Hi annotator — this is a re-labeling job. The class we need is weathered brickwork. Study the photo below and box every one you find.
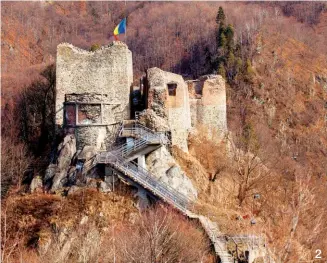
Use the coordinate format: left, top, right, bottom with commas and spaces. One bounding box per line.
74, 124, 120, 150
145, 69, 227, 151
146, 68, 191, 152
56, 42, 227, 152
56, 42, 133, 149
188, 75, 227, 134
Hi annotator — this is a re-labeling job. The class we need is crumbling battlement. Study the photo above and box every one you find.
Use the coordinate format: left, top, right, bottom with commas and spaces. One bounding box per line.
188, 75, 227, 134
146, 68, 192, 152
56, 42, 133, 150
144, 69, 227, 152
56, 42, 227, 152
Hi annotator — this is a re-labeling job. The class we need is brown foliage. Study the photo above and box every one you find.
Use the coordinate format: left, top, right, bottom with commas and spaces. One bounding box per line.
1, 203, 213, 263
1, 137, 34, 197
113, 207, 211, 263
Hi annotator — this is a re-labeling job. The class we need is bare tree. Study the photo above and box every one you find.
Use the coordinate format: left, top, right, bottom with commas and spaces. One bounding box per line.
16, 64, 56, 155
115, 206, 211, 263
1, 137, 34, 197
228, 125, 272, 206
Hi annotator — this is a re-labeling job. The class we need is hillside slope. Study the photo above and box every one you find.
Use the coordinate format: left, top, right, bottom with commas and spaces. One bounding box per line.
1, 2, 327, 263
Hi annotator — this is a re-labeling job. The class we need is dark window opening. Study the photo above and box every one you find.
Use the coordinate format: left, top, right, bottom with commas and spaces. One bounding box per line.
194, 82, 203, 95
64, 104, 76, 126
167, 83, 177, 96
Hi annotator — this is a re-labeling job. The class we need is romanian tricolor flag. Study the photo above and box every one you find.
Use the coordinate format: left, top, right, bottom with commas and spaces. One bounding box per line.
113, 18, 126, 40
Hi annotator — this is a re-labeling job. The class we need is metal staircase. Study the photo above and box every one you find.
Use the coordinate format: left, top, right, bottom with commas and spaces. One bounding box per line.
97, 122, 234, 262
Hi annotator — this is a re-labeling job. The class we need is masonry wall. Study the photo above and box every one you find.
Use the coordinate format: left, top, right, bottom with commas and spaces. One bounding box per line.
188, 75, 227, 135
56, 42, 133, 150
146, 68, 191, 152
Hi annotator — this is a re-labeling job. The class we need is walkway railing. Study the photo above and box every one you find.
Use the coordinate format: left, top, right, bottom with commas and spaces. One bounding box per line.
119, 121, 170, 145
97, 151, 192, 213
95, 121, 251, 263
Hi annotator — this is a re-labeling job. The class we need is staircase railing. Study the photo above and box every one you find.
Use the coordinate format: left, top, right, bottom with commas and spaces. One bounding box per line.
102, 138, 149, 158
120, 122, 169, 145
96, 122, 237, 262
97, 151, 193, 213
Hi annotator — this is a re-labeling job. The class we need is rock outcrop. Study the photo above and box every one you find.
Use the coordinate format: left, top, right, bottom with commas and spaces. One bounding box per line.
49, 134, 77, 192
138, 109, 169, 132
146, 146, 197, 200
30, 175, 43, 193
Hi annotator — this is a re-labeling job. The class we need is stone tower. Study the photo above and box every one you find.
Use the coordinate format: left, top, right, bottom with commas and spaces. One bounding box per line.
188, 75, 227, 134
145, 68, 192, 152
56, 41, 133, 150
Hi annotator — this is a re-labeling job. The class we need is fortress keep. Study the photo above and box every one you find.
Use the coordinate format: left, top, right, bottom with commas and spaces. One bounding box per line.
56, 42, 133, 149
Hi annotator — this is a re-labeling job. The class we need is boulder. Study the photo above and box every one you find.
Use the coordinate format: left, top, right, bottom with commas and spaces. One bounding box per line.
49, 135, 77, 192
77, 146, 97, 162
98, 181, 112, 193
44, 164, 57, 182
139, 109, 169, 132
166, 166, 197, 200
57, 134, 76, 171
51, 170, 68, 192
30, 175, 43, 193
43, 163, 57, 190
146, 146, 197, 200
43, 164, 57, 190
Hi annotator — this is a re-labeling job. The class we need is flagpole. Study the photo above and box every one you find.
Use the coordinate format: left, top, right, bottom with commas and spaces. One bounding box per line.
124, 0, 129, 119
125, 0, 127, 45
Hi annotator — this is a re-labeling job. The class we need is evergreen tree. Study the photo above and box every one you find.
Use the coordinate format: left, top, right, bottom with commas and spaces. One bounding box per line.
216, 7, 226, 50
216, 6, 226, 26
244, 59, 255, 82
235, 57, 243, 76
204, 46, 213, 73
226, 51, 235, 69
225, 24, 235, 51
217, 63, 226, 78
218, 31, 227, 49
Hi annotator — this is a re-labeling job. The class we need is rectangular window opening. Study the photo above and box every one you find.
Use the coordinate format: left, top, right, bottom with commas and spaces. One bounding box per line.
167, 83, 177, 96
64, 104, 76, 126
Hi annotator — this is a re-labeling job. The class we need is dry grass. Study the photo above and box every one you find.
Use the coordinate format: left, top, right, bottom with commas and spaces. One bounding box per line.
1, 188, 138, 256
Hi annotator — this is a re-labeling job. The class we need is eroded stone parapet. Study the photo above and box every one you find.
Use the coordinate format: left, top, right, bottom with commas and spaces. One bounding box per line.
146, 67, 191, 152
188, 75, 227, 135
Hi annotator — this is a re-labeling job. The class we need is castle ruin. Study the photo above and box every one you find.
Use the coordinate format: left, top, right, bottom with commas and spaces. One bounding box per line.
51, 42, 268, 263
56, 42, 132, 150
56, 41, 227, 151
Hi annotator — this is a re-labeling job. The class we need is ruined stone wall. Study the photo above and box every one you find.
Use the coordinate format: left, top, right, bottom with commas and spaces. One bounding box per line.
74, 124, 121, 150
188, 75, 227, 135
146, 68, 191, 152
56, 42, 133, 150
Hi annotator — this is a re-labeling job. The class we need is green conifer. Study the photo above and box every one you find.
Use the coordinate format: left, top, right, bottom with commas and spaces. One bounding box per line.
216, 7, 226, 26
225, 24, 235, 51
217, 63, 226, 78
